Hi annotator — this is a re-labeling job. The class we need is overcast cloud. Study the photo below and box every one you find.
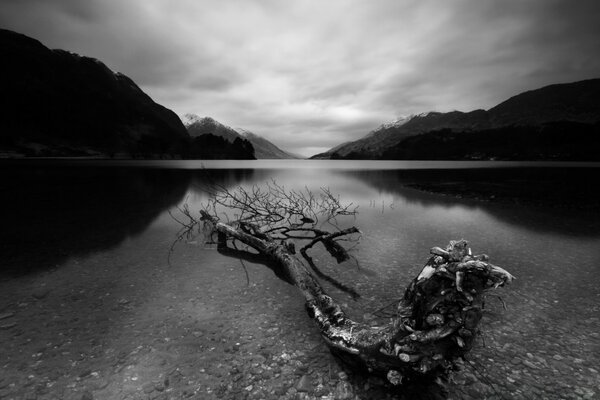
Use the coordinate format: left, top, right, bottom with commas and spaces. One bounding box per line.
2, 0, 600, 156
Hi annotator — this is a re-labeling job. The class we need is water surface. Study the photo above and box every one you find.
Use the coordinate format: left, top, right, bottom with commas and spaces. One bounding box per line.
0, 160, 598, 399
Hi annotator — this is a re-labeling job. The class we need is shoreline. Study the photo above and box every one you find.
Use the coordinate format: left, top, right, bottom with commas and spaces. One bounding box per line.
404, 180, 600, 210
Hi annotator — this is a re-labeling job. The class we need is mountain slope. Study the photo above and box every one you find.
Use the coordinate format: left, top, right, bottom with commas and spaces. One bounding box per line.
381, 122, 600, 161
235, 128, 299, 159
181, 114, 241, 143
488, 79, 600, 126
313, 78, 600, 160
0, 28, 190, 158
181, 114, 298, 159
311, 110, 490, 159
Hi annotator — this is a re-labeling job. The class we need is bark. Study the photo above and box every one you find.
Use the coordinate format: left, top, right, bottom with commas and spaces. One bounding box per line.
199, 210, 513, 385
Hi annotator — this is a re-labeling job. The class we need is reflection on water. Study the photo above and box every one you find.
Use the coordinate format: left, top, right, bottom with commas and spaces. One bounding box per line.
0, 166, 183, 276
178, 163, 600, 398
336, 168, 600, 237
1, 160, 598, 399
0, 165, 257, 276
10, 158, 597, 170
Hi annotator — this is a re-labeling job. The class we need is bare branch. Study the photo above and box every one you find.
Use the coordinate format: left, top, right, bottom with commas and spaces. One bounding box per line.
167, 182, 513, 388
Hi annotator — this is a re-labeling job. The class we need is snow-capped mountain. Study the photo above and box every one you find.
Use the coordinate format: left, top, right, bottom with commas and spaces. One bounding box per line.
311, 78, 600, 160
180, 113, 202, 127
362, 115, 413, 140
376, 115, 413, 130
180, 114, 299, 159
180, 114, 240, 143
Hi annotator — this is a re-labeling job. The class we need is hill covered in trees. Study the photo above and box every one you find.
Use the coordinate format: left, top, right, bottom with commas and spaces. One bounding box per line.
313, 79, 600, 161
0, 29, 255, 160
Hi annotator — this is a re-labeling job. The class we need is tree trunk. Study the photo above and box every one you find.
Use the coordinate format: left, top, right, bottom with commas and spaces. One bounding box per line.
200, 211, 513, 385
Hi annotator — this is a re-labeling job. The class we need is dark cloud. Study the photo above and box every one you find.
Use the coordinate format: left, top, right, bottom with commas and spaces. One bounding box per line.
1, 0, 599, 156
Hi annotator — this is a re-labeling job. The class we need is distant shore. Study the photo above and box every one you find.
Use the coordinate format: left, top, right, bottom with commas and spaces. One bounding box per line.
405, 179, 600, 209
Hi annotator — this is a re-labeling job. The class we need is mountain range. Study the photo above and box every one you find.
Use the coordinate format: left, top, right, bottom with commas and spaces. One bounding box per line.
180, 114, 299, 159
2, 28, 598, 161
0, 28, 192, 158
0, 29, 257, 159
312, 79, 600, 160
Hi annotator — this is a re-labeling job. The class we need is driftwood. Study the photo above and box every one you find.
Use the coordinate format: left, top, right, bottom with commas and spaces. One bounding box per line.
179, 183, 514, 385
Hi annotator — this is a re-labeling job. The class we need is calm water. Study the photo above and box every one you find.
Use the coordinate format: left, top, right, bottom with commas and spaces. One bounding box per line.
0, 160, 599, 399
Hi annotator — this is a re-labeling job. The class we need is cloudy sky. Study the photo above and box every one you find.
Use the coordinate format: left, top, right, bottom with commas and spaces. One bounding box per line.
2, 0, 600, 156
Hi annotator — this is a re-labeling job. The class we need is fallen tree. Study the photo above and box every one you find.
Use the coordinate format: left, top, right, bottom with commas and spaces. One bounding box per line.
176, 181, 514, 386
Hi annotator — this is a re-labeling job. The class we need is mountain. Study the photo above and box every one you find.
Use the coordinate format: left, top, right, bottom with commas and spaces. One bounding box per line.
0, 28, 191, 158
488, 79, 600, 126
181, 114, 241, 143
181, 114, 299, 159
380, 121, 600, 161
311, 110, 490, 159
187, 133, 255, 160
235, 128, 301, 159
312, 79, 600, 160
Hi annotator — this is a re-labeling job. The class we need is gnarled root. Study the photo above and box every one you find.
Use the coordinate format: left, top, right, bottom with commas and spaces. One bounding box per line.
200, 212, 513, 385
377, 240, 514, 382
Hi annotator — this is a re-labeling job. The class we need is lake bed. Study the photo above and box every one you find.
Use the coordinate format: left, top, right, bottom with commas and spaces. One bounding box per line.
0, 160, 599, 399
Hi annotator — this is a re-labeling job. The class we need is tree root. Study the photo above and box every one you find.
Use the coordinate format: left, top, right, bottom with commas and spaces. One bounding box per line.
199, 210, 514, 385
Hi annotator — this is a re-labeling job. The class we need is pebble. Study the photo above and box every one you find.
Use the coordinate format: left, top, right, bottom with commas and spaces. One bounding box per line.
93, 379, 109, 390
0, 240, 596, 400
333, 380, 353, 400
142, 382, 155, 393
463, 372, 477, 385
467, 382, 490, 397
314, 383, 327, 397
32, 288, 50, 299
80, 390, 93, 400
296, 374, 312, 393
77, 368, 92, 378
0, 312, 14, 320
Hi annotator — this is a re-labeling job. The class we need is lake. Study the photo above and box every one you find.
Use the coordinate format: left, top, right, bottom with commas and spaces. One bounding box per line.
0, 160, 599, 399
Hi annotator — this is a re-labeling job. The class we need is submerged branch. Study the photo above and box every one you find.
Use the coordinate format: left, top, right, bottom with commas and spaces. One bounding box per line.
200, 209, 513, 385
171, 182, 513, 387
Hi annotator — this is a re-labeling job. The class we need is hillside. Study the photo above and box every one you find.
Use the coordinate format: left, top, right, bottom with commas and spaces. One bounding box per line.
382, 122, 600, 161
181, 114, 298, 159
0, 29, 190, 158
488, 79, 600, 126
181, 115, 240, 143
188, 133, 255, 160
313, 79, 600, 160
235, 129, 300, 159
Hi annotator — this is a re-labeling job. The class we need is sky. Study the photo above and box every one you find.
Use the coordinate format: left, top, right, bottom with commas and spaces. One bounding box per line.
1, 0, 600, 156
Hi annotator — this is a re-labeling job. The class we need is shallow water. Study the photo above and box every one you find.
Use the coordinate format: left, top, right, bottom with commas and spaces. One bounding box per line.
0, 160, 599, 400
